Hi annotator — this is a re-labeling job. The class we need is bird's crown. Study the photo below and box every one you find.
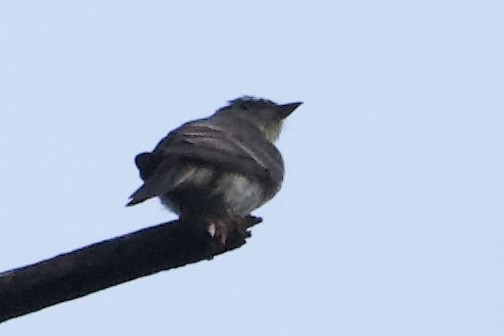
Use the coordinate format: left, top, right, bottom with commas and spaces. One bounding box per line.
219, 96, 278, 112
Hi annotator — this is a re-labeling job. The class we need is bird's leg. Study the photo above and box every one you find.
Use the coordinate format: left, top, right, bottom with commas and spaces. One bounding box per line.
206, 210, 263, 247
206, 219, 229, 245
206, 213, 239, 246
181, 206, 262, 250
205, 209, 246, 246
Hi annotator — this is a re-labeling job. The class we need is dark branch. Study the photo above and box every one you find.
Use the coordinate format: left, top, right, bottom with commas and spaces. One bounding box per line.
0, 215, 261, 323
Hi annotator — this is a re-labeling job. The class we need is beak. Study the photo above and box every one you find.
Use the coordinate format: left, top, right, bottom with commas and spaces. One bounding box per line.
278, 101, 303, 119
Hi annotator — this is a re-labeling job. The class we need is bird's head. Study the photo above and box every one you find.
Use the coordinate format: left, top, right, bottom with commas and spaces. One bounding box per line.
214, 96, 302, 142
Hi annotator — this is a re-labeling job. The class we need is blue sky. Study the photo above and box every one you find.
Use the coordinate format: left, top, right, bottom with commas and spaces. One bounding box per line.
1, 2, 503, 335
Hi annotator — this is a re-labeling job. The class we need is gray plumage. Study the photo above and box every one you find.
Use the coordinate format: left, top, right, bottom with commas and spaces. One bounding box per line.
127, 96, 301, 219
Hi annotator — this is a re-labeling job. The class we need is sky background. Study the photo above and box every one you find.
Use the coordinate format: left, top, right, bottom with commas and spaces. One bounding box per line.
1, 1, 503, 335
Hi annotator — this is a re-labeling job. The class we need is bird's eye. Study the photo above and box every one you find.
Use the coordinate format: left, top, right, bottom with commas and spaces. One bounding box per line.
239, 102, 250, 110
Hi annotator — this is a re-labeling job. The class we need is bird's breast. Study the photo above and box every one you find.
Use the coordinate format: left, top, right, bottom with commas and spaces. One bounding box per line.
217, 173, 266, 216
161, 166, 268, 217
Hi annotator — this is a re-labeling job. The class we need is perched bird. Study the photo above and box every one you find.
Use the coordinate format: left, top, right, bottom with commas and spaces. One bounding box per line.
127, 96, 301, 229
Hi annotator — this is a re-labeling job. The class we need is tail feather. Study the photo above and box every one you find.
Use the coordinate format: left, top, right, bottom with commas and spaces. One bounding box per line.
135, 152, 157, 181
126, 184, 156, 206
126, 162, 194, 207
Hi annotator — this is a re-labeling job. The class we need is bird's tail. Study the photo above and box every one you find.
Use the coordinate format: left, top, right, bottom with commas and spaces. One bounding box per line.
126, 161, 194, 207
126, 184, 157, 206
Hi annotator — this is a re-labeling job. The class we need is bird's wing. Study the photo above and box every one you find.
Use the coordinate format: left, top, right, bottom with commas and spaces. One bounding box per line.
159, 122, 284, 183
127, 156, 197, 206
127, 121, 284, 206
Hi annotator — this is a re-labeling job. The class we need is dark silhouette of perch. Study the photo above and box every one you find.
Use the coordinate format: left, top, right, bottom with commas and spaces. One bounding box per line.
0, 215, 261, 323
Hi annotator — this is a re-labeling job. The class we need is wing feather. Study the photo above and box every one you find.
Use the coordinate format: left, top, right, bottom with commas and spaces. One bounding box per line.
127, 119, 284, 206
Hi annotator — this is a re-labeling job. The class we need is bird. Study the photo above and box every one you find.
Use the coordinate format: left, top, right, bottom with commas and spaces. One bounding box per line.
127, 96, 301, 239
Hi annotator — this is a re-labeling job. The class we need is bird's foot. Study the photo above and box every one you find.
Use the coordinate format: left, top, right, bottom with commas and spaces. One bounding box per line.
205, 213, 262, 247
206, 219, 229, 245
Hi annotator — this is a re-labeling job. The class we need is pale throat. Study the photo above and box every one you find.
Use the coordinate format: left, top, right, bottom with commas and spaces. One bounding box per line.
261, 121, 283, 143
